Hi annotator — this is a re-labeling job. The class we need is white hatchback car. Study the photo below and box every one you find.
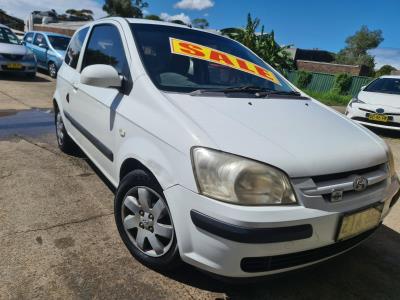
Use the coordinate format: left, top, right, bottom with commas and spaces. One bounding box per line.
346, 76, 400, 131
54, 18, 400, 278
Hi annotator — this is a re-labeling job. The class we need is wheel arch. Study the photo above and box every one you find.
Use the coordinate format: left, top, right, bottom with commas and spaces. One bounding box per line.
120, 158, 159, 185
116, 137, 191, 192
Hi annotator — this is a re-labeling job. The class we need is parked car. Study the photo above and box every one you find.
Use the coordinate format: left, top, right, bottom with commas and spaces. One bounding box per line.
24, 31, 70, 78
53, 18, 400, 278
0, 24, 36, 78
346, 76, 400, 131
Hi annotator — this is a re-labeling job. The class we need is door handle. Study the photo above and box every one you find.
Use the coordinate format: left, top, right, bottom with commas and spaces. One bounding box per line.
66, 93, 70, 103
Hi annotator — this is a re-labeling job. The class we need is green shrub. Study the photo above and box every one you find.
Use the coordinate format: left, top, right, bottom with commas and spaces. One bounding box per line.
333, 73, 352, 95
296, 71, 312, 89
304, 89, 352, 106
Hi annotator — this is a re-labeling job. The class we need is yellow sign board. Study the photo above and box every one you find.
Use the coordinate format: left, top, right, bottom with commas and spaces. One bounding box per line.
169, 37, 281, 85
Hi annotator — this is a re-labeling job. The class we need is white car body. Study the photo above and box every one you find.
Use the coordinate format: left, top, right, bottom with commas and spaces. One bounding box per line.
347, 75, 400, 131
54, 18, 400, 278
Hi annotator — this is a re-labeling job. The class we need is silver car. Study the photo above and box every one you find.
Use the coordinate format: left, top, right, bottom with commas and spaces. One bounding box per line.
0, 24, 37, 78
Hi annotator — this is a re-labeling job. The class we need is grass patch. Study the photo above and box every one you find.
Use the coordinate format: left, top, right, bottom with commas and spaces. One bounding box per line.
304, 89, 352, 106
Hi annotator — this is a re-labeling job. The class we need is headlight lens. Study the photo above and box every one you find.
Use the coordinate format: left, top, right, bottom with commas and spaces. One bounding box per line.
349, 96, 365, 107
191, 147, 297, 205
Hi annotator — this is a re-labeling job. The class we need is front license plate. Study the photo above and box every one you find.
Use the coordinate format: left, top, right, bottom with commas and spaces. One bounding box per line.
368, 113, 388, 122
337, 205, 383, 241
6, 63, 22, 69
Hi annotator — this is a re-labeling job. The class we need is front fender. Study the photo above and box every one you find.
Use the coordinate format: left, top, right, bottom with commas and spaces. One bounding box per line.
116, 135, 197, 192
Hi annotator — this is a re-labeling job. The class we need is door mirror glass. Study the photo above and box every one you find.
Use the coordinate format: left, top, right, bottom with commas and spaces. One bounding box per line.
80, 64, 122, 89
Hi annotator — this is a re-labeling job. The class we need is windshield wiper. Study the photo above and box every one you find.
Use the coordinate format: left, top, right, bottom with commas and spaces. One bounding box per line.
189, 86, 305, 98
254, 90, 303, 98
189, 85, 267, 96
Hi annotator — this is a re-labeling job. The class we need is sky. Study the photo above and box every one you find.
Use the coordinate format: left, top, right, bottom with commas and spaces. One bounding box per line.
1, 0, 399, 69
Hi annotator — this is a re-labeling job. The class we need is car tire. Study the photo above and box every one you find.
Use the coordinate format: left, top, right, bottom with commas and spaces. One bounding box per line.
115, 169, 181, 271
55, 109, 76, 154
48, 62, 57, 78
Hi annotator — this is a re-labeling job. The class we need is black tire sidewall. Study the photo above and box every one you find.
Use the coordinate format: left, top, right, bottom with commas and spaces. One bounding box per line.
115, 169, 180, 271
55, 109, 75, 153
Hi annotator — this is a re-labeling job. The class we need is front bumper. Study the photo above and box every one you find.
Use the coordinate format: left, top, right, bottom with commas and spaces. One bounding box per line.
165, 176, 399, 278
346, 103, 400, 131
0, 59, 37, 74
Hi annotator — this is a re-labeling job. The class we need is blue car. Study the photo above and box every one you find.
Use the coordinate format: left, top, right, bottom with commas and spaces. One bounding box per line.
23, 31, 70, 78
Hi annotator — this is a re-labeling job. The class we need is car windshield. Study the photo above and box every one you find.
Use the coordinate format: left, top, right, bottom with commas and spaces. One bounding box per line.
365, 78, 400, 95
48, 35, 71, 51
130, 24, 294, 94
0, 27, 20, 45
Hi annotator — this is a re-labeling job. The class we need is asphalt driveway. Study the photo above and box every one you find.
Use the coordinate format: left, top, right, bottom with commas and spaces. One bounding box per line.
1, 74, 400, 299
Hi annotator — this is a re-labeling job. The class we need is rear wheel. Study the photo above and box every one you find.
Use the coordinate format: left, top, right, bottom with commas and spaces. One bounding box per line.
55, 109, 76, 153
115, 170, 180, 271
48, 62, 57, 78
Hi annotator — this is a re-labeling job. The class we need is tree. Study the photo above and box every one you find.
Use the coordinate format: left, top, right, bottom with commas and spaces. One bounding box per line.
144, 14, 162, 21
103, 0, 148, 18
65, 9, 94, 20
336, 25, 384, 75
192, 18, 209, 29
375, 65, 397, 77
221, 14, 294, 74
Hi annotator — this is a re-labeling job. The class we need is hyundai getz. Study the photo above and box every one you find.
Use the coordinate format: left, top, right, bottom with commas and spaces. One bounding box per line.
53, 18, 400, 278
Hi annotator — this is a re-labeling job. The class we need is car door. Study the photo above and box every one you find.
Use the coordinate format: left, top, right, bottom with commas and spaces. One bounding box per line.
68, 22, 132, 180
32, 33, 48, 67
58, 26, 89, 146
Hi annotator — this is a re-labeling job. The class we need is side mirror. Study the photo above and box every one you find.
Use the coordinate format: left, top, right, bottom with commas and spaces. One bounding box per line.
81, 64, 122, 89
360, 85, 366, 91
39, 43, 48, 49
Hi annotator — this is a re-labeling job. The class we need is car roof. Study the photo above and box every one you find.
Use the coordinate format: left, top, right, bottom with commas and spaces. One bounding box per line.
87, 17, 222, 37
26, 31, 70, 38
126, 17, 221, 36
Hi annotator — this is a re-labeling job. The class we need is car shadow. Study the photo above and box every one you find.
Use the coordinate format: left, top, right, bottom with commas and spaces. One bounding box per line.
0, 72, 51, 83
156, 225, 400, 299
73, 148, 116, 194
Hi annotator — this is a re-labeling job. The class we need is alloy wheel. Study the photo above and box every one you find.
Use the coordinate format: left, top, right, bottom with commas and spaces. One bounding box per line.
49, 63, 57, 78
56, 112, 64, 146
121, 187, 174, 257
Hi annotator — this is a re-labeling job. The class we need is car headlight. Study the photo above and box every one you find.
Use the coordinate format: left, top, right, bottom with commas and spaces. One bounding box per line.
191, 147, 297, 205
349, 96, 365, 107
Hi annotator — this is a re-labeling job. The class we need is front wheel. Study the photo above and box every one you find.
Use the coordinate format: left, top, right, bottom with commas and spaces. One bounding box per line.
115, 170, 180, 271
48, 62, 57, 78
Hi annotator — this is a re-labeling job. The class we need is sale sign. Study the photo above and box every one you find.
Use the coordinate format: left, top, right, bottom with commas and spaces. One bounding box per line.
169, 37, 281, 85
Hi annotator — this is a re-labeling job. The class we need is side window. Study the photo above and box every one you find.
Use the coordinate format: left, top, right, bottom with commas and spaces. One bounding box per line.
65, 27, 89, 69
81, 24, 128, 76
33, 33, 46, 46
24, 32, 34, 43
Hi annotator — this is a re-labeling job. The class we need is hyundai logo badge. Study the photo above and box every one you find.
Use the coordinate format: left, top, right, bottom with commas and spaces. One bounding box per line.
353, 176, 368, 192
376, 108, 385, 114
